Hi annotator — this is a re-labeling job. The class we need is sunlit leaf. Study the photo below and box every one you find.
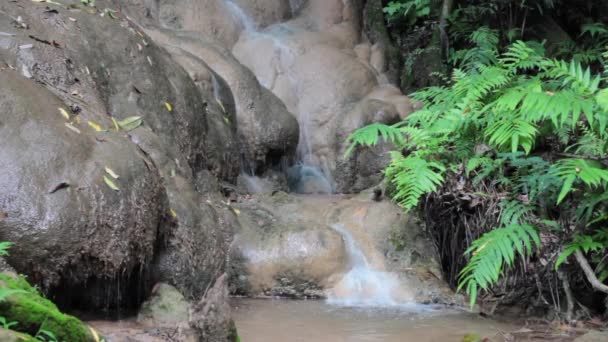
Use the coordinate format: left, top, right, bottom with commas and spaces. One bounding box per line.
88, 120, 104, 132
103, 175, 120, 191
216, 99, 226, 113
65, 122, 81, 134
104, 167, 119, 179
88, 326, 101, 342
58, 107, 70, 120
111, 117, 119, 131
117, 116, 143, 131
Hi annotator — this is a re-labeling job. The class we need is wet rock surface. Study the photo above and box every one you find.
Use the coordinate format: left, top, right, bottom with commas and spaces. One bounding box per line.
111, 0, 300, 170
229, 193, 346, 298
230, 191, 458, 303
0, 1, 236, 337
231, 0, 415, 191
0, 0, 471, 339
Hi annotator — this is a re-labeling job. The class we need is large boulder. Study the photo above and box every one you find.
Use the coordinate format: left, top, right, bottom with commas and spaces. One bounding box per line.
0, 0, 236, 322
0, 70, 162, 308
111, 1, 300, 171
189, 274, 239, 342
230, 193, 347, 298
115, 0, 244, 48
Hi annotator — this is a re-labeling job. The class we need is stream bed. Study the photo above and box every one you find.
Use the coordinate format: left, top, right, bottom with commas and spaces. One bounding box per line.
231, 299, 518, 342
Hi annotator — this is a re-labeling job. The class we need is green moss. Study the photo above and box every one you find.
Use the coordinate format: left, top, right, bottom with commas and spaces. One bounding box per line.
462, 333, 481, 342
0, 273, 94, 342
0, 327, 38, 342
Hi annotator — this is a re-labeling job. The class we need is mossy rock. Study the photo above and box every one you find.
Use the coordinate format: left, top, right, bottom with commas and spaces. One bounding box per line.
0, 273, 96, 342
462, 332, 481, 342
0, 327, 37, 342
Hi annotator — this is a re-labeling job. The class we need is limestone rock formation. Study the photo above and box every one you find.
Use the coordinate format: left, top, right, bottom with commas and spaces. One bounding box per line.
232, 0, 416, 191
230, 192, 458, 303
0, 2, 237, 338
111, 0, 300, 170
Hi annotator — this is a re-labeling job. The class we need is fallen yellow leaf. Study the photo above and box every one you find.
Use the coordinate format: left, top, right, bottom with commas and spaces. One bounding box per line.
216, 99, 226, 113
103, 175, 120, 191
88, 326, 100, 342
170, 208, 177, 218
165, 102, 173, 112
58, 107, 70, 120
105, 167, 119, 179
111, 117, 119, 131
65, 122, 81, 134
88, 120, 104, 132
117, 116, 143, 131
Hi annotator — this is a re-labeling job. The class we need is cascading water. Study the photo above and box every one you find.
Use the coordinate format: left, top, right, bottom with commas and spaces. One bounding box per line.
327, 224, 409, 307
224, 0, 333, 194
224, 0, 257, 32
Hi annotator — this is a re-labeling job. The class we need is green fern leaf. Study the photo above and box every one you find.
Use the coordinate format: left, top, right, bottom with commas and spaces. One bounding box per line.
458, 224, 539, 308
385, 154, 446, 209
344, 123, 404, 157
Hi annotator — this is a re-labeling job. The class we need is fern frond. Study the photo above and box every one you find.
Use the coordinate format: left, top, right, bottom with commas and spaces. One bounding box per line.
385, 154, 446, 209
0, 242, 11, 256
501, 40, 544, 72
485, 116, 537, 154
458, 224, 540, 307
345, 123, 404, 157
499, 200, 533, 226
542, 59, 601, 95
553, 158, 608, 204
555, 234, 605, 269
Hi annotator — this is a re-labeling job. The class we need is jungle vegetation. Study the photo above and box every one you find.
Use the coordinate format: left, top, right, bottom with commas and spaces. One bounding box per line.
350, 0, 608, 319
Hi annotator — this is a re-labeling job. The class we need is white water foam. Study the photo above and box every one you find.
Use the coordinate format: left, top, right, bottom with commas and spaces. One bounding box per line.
224, 0, 257, 32
225, 0, 333, 191
327, 224, 409, 307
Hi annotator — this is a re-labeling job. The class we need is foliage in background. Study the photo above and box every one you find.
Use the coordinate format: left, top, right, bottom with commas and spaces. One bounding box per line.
347, 27, 608, 307
384, 0, 434, 26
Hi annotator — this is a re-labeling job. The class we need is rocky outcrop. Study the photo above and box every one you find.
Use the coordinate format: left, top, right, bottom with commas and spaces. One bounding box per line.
110, 0, 300, 171
229, 191, 458, 303
0, 2, 236, 334
0, 70, 161, 307
189, 274, 238, 342
229, 193, 347, 298
232, 0, 415, 192
233, 0, 293, 29
0, 273, 96, 342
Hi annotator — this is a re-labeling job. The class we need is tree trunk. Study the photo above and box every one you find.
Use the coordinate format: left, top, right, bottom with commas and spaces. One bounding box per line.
439, 0, 454, 59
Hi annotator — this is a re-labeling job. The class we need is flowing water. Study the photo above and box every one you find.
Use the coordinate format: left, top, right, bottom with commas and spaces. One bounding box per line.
232, 299, 518, 342
224, 0, 257, 32
327, 224, 408, 307
224, 0, 334, 192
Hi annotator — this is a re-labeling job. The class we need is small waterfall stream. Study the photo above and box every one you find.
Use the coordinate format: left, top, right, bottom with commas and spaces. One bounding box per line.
224, 0, 334, 194
224, 0, 257, 32
327, 224, 408, 307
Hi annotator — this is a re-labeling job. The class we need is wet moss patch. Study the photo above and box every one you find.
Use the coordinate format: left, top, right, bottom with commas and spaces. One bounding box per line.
0, 273, 95, 342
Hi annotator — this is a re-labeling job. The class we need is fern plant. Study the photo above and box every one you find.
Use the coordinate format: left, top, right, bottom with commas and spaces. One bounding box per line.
384, 0, 433, 26
346, 28, 608, 307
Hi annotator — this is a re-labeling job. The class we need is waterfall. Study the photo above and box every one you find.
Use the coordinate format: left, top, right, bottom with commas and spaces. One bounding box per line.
327, 224, 408, 307
224, 0, 257, 32
225, 0, 333, 193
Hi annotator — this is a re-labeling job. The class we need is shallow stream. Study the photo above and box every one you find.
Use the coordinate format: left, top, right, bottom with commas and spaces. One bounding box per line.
232, 299, 517, 342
